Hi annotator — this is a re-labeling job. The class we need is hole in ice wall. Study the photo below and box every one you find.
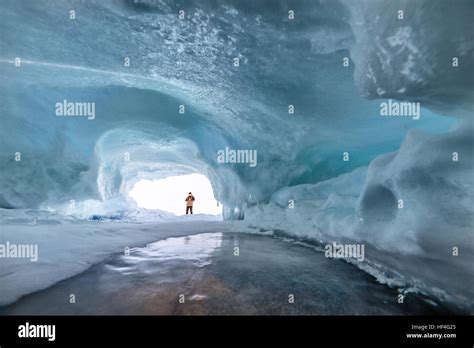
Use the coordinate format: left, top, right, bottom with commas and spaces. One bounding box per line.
360, 184, 398, 223
128, 173, 221, 216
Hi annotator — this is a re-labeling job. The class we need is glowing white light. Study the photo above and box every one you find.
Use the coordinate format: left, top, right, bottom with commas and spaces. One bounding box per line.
128, 173, 221, 216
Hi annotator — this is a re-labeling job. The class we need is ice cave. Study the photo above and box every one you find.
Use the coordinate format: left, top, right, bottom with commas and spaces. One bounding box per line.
0, 0, 473, 315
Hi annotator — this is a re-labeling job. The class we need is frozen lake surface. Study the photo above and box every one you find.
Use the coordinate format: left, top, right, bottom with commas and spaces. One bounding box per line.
1, 232, 454, 315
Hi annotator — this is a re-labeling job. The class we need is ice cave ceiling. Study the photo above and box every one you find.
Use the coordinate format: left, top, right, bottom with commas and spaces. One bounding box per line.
0, 0, 472, 217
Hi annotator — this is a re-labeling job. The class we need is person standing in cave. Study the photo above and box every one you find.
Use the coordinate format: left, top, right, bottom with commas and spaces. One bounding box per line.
185, 192, 195, 215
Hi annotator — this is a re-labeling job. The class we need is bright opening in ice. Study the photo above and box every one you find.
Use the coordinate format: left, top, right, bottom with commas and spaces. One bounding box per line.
128, 173, 221, 216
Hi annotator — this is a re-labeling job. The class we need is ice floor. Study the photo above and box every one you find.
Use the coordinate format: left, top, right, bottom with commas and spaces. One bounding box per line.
0, 215, 230, 306
1, 231, 458, 315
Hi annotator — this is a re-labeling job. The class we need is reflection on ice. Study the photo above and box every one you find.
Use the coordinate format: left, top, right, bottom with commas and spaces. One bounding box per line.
107, 233, 223, 274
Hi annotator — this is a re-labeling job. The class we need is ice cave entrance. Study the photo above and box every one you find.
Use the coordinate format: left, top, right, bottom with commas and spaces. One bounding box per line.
128, 173, 221, 216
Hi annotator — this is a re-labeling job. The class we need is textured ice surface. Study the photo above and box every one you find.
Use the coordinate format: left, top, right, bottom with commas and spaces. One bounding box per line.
343, 0, 474, 115
0, 0, 473, 311
0, 0, 459, 212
